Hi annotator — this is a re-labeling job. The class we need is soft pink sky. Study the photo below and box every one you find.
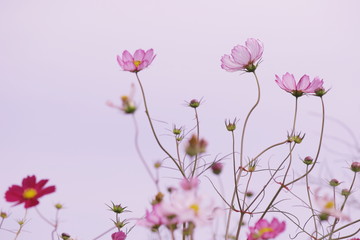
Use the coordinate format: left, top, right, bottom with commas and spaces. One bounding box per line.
1, 0, 359, 239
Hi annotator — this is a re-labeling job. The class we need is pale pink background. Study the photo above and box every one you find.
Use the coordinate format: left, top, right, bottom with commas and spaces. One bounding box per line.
1, 0, 359, 239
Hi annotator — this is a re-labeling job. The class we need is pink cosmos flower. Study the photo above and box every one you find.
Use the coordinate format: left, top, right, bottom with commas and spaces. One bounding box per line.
275, 73, 324, 97
221, 38, 264, 72
247, 218, 286, 240
111, 231, 126, 240
5, 175, 56, 209
180, 177, 199, 191
137, 204, 164, 229
117, 49, 155, 72
314, 189, 350, 220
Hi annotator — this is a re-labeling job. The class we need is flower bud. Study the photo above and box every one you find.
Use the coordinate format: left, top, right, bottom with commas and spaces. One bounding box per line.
61, 233, 71, 240
341, 189, 351, 197
152, 192, 164, 205
121, 96, 137, 114
318, 212, 329, 221
350, 162, 360, 172
225, 119, 237, 132
189, 99, 200, 108
245, 191, 253, 197
55, 203, 63, 209
185, 135, 208, 156
0, 211, 8, 219
303, 156, 313, 165
287, 132, 305, 144
108, 202, 127, 214
211, 162, 223, 175
154, 161, 161, 169
329, 179, 340, 187
173, 126, 182, 135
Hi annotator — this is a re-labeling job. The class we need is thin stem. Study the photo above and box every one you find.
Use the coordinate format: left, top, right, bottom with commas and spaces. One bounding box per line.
14, 210, 27, 240
191, 108, 200, 177
35, 207, 55, 227
286, 97, 326, 187
135, 72, 185, 177
132, 115, 160, 191
51, 209, 60, 240
225, 71, 261, 240
329, 172, 357, 240
305, 165, 318, 239
91, 226, 117, 240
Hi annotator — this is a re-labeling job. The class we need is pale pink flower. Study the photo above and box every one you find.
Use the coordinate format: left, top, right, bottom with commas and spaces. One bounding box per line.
111, 231, 126, 240
221, 38, 264, 72
117, 49, 155, 72
137, 204, 164, 229
275, 73, 324, 97
315, 189, 350, 220
180, 177, 199, 191
247, 218, 286, 240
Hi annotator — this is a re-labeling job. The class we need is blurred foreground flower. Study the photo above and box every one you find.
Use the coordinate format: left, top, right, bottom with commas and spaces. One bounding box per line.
247, 218, 286, 240
275, 73, 323, 97
5, 175, 56, 208
315, 189, 350, 220
111, 231, 127, 240
221, 38, 263, 72
117, 49, 155, 72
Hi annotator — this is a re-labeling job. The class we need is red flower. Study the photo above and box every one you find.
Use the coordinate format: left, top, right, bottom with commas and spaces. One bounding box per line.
111, 231, 127, 240
5, 175, 56, 208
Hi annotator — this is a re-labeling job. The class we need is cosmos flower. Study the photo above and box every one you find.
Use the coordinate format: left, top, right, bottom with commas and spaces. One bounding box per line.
247, 218, 286, 240
314, 189, 350, 220
117, 49, 155, 72
275, 73, 324, 97
111, 231, 127, 240
221, 38, 264, 72
5, 175, 56, 209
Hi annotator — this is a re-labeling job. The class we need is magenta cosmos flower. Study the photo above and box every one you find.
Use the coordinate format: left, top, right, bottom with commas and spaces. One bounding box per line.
275, 73, 324, 97
221, 38, 264, 72
117, 49, 155, 73
5, 175, 56, 208
111, 231, 126, 240
247, 218, 286, 240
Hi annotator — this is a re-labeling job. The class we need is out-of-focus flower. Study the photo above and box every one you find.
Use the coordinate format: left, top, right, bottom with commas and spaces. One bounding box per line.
5, 175, 56, 209
315, 189, 350, 220
117, 49, 155, 73
180, 178, 199, 191
275, 73, 324, 97
111, 231, 127, 240
221, 38, 264, 72
351, 162, 360, 172
247, 218, 286, 240
185, 135, 208, 157
107, 84, 137, 114
137, 203, 164, 231
211, 162, 223, 175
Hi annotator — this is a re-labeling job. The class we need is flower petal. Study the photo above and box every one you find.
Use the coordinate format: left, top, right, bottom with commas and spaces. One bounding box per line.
122, 50, 133, 62
134, 49, 145, 61
297, 74, 311, 91
282, 72, 296, 91
221, 55, 244, 72
231, 45, 251, 66
245, 38, 264, 62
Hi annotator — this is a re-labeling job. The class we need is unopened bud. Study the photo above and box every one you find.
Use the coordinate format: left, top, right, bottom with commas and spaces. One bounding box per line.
225, 119, 237, 132
211, 162, 223, 175
55, 203, 63, 209
341, 189, 351, 197
329, 179, 340, 187
189, 99, 200, 108
61, 233, 71, 240
318, 212, 329, 221
303, 156, 313, 165
350, 162, 360, 172
0, 211, 8, 219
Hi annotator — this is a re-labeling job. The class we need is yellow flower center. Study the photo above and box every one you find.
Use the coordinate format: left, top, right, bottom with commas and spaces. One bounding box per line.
325, 201, 335, 209
23, 188, 37, 199
189, 204, 199, 214
258, 227, 274, 235
133, 60, 141, 67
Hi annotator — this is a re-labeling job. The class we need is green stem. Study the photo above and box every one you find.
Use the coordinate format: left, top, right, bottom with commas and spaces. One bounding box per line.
135, 72, 185, 177
191, 108, 200, 177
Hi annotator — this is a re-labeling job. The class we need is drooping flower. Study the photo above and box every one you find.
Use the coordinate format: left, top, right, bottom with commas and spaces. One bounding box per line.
221, 38, 264, 72
247, 218, 286, 240
111, 231, 127, 240
275, 73, 324, 97
5, 175, 56, 209
117, 49, 155, 73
